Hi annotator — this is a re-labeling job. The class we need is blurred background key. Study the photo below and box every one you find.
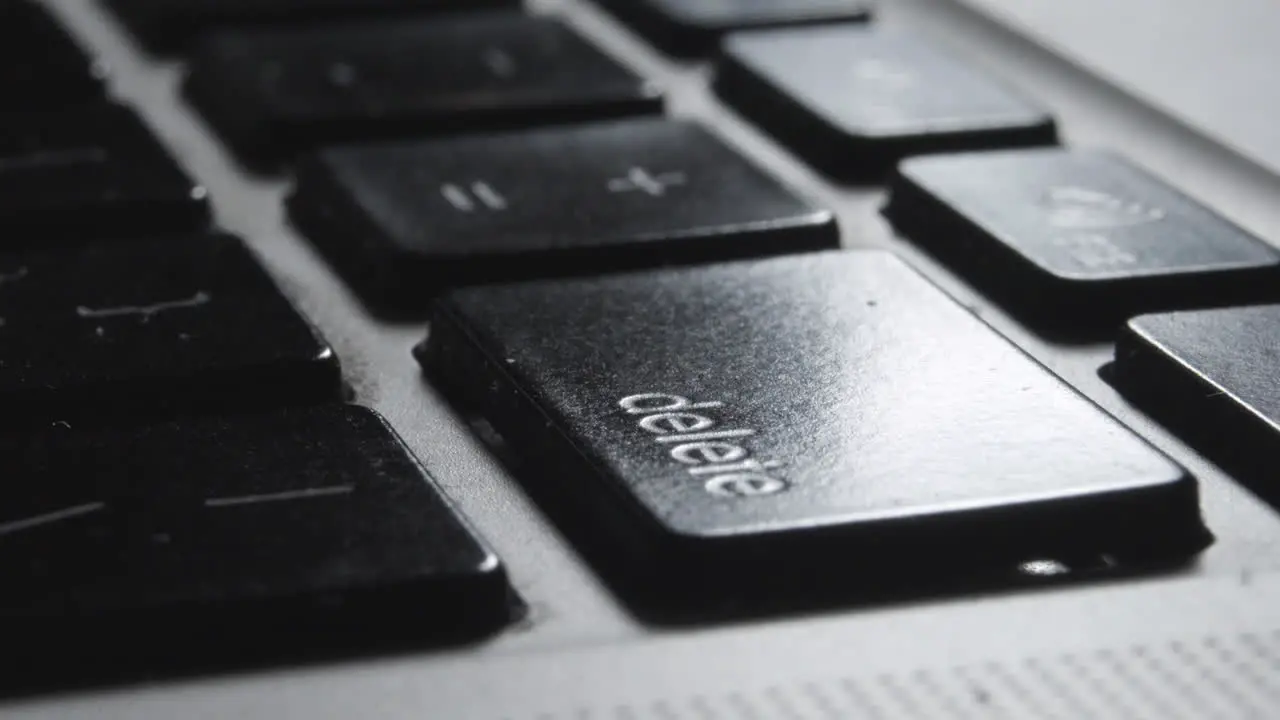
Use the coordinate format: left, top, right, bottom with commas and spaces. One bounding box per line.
102, 0, 521, 52
1, 0, 105, 109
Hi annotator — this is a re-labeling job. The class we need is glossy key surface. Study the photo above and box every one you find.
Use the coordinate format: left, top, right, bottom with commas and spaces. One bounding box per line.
0, 105, 209, 241
885, 149, 1280, 334
0, 405, 511, 677
716, 25, 1056, 179
1, 1, 103, 109
103, 0, 518, 52
184, 13, 662, 168
419, 251, 1209, 619
290, 118, 835, 314
0, 233, 340, 425
593, 0, 870, 57
1113, 306, 1280, 507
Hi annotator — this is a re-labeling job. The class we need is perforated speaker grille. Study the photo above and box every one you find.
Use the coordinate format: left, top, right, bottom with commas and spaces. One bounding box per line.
518, 630, 1280, 719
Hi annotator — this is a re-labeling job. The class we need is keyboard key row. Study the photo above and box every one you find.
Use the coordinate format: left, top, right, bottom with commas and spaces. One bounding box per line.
419, 251, 1211, 618
288, 118, 836, 313
184, 12, 662, 168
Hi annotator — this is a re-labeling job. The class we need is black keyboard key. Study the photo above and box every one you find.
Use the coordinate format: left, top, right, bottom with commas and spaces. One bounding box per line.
0, 105, 210, 241
885, 149, 1280, 334
1112, 306, 1280, 506
1, 1, 104, 109
593, 0, 870, 57
0, 405, 510, 676
716, 26, 1057, 179
184, 13, 663, 169
289, 118, 835, 314
0, 233, 340, 424
418, 251, 1209, 619
104, 0, 519, 52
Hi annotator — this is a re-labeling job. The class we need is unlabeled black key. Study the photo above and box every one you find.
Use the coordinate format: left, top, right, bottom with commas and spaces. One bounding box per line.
419, 251, 1209, 618
184, 13, 663, 168
0, 105, 209, 241
104, 0, 519, 52
885, 149, 1280, 333
1, 1, 104, 109
716, 25, 1057, 179
0, 405, 510, 676
593, 0, 870, 57
0, 233, 340, 424
1113, 306, 1280, 506
289, 118, 835, 314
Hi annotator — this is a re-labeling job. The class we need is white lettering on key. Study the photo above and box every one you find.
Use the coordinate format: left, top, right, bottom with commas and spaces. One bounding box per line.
441, 181, 508, 212
607, 168, 687, 197
75, 291, 212, 323
0, 502, 106, 538
204, 485, 355, 508
850, 58, 918, 91
1043, 186, 1165, 230
618, 393, 788, 498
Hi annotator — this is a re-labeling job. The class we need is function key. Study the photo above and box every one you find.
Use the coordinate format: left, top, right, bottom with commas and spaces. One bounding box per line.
0, 104, 209, 241
0, 233, 341, 425
1112, 306, 1280, 506
184, 13, 663, 169
289, 118, 835, 314
0, 405, 511, 681
593, 0, 870, 57
1, 1, 104, 109
419, 251, 1210, 619
103, 0, 520, 52
716, 25, 1056, 180
885, 148, 1280, 334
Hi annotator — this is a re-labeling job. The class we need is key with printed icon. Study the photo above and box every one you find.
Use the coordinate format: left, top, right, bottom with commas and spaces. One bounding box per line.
884, 148, 1280, 334
716, 25, 1057, 179
0, 233, 340, 425
0, 404, 512, 679
184, 13, 663, 168
418, 251, 1211, 619
289, 118, 836, 314
592, 0, 871, 57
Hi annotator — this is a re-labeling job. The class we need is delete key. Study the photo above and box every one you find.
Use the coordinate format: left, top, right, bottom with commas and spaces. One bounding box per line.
418, 251, 1210, 619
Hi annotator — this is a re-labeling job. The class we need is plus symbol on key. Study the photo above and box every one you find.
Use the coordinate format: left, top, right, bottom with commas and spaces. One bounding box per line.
607, 167, 687, 197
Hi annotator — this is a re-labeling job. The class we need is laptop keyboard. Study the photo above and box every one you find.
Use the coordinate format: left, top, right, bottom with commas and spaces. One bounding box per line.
5, 0, 1280, 697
